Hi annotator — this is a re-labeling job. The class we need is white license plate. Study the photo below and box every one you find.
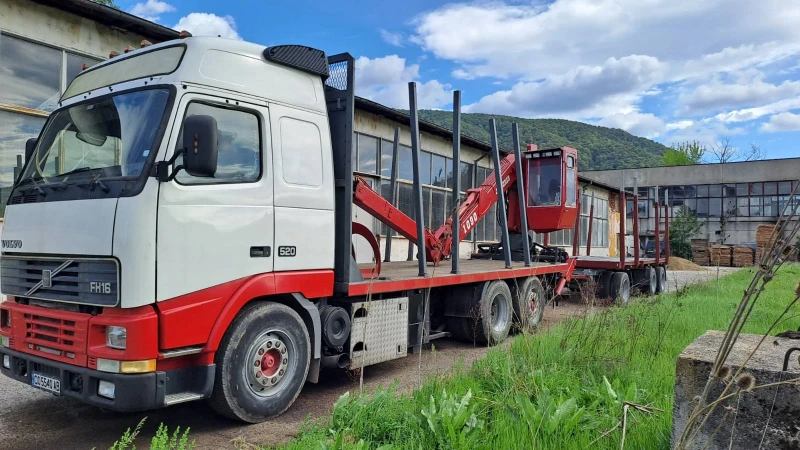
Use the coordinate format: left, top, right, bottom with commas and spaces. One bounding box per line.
31, 372, 61, 395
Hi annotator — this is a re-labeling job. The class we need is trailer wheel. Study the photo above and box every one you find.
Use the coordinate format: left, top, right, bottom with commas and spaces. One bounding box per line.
633, 267, 657, 296
655, 266, 667, 293
510, 277, 546, 334
610, 272, 631, 306
209, 302, 310, 423
597, 271, 613, 299
476, 281, 513, 345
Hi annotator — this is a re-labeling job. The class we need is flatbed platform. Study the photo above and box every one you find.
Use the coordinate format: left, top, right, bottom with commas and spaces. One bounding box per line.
573, 255, 662, 270
347, 258, 575, 296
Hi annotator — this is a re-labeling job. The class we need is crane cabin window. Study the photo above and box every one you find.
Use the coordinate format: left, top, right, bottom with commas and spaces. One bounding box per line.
528, 158, 562, 207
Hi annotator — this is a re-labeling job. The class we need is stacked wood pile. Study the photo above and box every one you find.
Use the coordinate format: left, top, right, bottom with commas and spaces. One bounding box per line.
755, 224, 778, 264
691, 239, 710, 266
733, 246, 755, 267
710, 245, 733, 266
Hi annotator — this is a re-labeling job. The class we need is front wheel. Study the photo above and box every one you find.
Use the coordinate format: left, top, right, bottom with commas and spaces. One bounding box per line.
209, 302, 310, 423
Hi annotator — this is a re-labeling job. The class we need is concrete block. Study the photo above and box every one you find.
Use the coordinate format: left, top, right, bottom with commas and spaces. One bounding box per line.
673, 330, 800, 450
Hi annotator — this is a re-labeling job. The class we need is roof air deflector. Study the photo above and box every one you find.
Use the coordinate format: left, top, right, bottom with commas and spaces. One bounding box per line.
264, 45, 330, 79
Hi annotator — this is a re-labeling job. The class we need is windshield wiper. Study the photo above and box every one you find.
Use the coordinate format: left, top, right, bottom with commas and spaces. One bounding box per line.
18, 175, 47, 196
64, 167, 110, 193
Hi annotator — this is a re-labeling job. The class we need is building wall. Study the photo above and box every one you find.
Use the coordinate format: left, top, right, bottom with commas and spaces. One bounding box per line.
0, 0, 156, 217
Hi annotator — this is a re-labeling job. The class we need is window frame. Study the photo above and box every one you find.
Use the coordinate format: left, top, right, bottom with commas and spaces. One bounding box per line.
173, 99, 264, 187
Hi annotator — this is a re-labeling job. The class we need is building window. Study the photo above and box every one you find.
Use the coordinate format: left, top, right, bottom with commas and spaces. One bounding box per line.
575, 194, 608, 248
356, 132, 492, 242
0, 32, 103, 216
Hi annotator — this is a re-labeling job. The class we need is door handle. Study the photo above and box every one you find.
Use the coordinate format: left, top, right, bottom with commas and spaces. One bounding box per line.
250, 246, 271, 257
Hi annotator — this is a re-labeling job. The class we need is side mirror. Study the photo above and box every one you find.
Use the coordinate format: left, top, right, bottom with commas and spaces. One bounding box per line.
182, 115, 218, 178
25, 138, 37, 164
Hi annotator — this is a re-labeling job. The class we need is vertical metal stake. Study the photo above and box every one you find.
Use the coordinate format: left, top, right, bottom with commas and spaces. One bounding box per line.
489, 119, 512, 269
451, 91, 462, 274
384, 127, 400, 262
512, 123, 531, 267
408, 82, 427, 276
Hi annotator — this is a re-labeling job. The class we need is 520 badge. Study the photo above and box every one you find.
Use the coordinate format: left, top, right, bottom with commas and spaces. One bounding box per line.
278, 246, 296, 257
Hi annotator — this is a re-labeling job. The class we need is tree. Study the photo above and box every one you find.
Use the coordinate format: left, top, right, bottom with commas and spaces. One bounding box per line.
90, 0, 120, 9
708, 136, 766, 163
661, 140, 705, 166
669, 205, 703, 259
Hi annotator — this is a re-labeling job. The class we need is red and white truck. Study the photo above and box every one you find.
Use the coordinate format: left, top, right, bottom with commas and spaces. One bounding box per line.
0, 35, 601, 423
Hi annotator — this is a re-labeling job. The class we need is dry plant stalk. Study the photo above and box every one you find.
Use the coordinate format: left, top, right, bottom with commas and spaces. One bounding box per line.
674, 180, 800, 449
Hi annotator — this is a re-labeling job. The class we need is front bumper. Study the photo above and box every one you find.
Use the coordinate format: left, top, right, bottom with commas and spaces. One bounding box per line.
0, 346, 214, 412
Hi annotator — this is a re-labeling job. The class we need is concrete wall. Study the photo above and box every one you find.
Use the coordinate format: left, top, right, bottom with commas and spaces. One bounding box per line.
583, 158, 800, 188
0, 0, 153, 59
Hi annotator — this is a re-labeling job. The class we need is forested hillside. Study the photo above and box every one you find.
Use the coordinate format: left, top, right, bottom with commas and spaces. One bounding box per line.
416, 110, 669, 170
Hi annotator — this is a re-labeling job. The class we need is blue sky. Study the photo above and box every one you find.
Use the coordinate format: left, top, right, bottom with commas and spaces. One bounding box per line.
120, 0, 800, 161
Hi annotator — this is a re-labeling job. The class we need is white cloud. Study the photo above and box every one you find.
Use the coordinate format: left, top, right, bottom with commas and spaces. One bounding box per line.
408, 0, 800, 144
463, 55, 662, 118
379, 29, 404, 47
355, 55, 451, 109
598, 112, 665, 138
761, 112, 800, 132
680, 78, 800, 115
129, 0, 175, 22
173, 13, 241, 40
666, 120, 694, 131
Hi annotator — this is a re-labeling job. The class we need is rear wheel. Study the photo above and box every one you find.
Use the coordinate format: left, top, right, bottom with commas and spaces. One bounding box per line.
633, 267, 657, 296
655, 266, 667, 293
510, 277, 546, 334
597, 271, 614, 299
209, 302, 310, 423
610, 272, 631, 306
478, 281, 514, 345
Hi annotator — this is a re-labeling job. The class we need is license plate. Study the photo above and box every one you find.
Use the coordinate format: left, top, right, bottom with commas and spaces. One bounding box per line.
31, 372, 61, 395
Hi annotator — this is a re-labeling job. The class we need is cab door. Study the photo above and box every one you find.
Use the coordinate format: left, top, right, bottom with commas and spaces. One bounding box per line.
156, 93, 274, 301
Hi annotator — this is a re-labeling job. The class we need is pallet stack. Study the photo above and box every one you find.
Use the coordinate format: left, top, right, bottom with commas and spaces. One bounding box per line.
755, 224, 778, 265
733, 246, 755, 267
691, 239, 710, 266
710, 245, 733, 267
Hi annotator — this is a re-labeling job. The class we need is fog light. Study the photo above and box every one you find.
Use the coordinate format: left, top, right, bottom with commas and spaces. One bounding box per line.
106, 326, 127, 350
97, 358, 121, 373
2, 355, 9, 369
98, 380, 115, 399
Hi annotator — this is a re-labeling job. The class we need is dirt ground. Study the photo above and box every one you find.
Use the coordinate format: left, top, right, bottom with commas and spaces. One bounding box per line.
0, 267, 740, 450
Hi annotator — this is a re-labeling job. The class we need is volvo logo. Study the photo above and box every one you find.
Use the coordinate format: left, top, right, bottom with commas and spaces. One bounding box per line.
25, 260, 74, 296
1, 240, 22, 249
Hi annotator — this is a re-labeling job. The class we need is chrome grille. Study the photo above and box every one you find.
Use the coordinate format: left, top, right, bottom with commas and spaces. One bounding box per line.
1, 256, 119, 306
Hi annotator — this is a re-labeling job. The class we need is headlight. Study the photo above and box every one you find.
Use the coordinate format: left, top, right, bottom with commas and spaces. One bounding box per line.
106, 326, 127, 350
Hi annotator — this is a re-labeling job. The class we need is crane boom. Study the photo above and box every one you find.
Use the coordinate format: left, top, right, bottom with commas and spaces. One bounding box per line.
352, 153, 518, 265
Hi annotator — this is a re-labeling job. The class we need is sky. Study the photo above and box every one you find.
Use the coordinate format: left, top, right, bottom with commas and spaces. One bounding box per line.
119, 0, 800, 161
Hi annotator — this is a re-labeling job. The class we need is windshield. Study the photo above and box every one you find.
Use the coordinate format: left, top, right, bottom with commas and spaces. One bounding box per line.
527, 158, 563, 207
20, 88, 171, 185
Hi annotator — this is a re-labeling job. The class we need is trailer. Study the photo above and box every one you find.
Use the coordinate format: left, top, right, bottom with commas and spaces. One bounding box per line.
0, 35, 578, 424
568, 187, 671, 304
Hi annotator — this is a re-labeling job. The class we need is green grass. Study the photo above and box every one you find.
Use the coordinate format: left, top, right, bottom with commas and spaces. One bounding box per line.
272, 265, 800, 450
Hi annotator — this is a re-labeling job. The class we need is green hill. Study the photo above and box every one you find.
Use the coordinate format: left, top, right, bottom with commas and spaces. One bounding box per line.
416, 110, 669, 171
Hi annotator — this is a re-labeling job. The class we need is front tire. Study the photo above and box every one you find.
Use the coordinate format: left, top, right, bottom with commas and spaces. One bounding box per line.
209, 302, 310, 423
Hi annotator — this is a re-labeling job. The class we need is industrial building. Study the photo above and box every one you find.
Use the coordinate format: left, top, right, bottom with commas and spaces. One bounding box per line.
583, 158, 800, 246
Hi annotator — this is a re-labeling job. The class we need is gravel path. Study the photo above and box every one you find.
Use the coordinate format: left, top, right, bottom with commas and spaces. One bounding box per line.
0, 267, 741, 450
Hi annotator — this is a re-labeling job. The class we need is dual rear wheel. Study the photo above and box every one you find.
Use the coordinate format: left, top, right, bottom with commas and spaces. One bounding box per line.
448, 277, 546, 345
